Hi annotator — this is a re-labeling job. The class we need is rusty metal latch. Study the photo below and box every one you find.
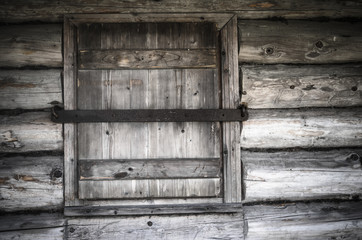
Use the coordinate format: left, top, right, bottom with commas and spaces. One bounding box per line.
51, 105, 248, 123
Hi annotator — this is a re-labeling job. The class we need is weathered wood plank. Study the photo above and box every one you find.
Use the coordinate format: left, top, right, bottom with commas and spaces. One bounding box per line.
2, 1, 362, 22
65, 203, 242, 216
0, 24, 62, 67
0, 155, 63, 212
241, 108, 362, 149
78, 178, 221, 199
67, 212, 243, 239
0, 213, 64, 240
0, 112, 63, 152
79, 158, 221, 180
78, 22, 217, 49
241, 64, 362, 108
0, 70, 62, 109
242, 149, 362, 202
244, 201, 362, 239
79, 49, 217, 69
238, 20, 362, 64
221, 16, 242, 203
63, 18, 80, 207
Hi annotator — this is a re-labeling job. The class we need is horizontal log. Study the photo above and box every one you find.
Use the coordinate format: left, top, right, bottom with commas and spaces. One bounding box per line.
65, 203, 242, 216
67, 212, 243, 239
239, 20, 362, 64
242, 149, 362, 202
0, 155, 63, 212
79, 178, 220, 199
0, 112, 63, 152
0, 24, 62, 67
0, 70, 62, 109
0, 213, 64, 239
241, 108, 362, 149
241, 64, 362, 108
79, 158, 221, 180
244, 201, 362, 239
79, 49, 216, 69
1, 1, 362, 22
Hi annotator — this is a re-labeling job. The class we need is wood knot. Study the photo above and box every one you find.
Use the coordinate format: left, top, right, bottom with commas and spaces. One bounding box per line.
147, 221, 153, 227
315, 40, 324, 49
50, 168, 63, 180
114, 172, 128, 179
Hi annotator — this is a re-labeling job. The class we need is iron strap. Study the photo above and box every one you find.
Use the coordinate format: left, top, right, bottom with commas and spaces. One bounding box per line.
51, 107, 247, 123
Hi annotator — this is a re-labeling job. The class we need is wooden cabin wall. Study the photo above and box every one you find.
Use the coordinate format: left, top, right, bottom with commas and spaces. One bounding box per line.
1, 2, 362, 239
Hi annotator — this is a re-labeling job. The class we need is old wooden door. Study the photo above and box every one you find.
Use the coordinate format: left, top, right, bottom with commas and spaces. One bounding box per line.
64, 14, 241, 214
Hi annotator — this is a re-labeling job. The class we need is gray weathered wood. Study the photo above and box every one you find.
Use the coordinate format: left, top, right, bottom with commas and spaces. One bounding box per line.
221, 16, 242, 203
0, 70, 62, 109
0, 155, 63, 212
65, 203, 242, 216
66, 212, 243, 239
79, 49, 217, 69
0, 24, 62, 67
0, 213, 64, 240
0, 112, 63, 152
63, 18, 80, 207
239, 20, 362, 64
79, 158, 221, 180
244, 201, 362, 239
2, 1, 362, 22
78, 178, 221, 199
241, 108, 362, 149
241, 64, 362, 108
242, 149, 362, 202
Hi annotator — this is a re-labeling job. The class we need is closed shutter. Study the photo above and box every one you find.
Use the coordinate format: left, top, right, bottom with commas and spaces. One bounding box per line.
77, 22, 221, 199
63, 14, 242, 215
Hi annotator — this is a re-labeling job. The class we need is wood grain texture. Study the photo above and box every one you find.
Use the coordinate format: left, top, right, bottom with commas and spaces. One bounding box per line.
0, 24, 62, 67
238, 20, 362, 64
65, 203, 242, 216
244, 201, 362, 239
79, 49, 217, 69
0, 70, 62, 109
221, 16, 242, 203
2, 0, 362, 22
242, 149, 362, 202
79, 158, 221, 180
0, 155, 63, 212
241, 64, 362, 109
79, 178, 221, 199
0, 213, 64, 240
241, 108, 362, 149
66, 213, 243, 239
0, 112, 63, 152
63, 18, 80, 206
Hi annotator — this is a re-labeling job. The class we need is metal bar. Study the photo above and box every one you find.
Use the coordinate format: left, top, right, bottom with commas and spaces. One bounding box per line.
51, 108, 247, 123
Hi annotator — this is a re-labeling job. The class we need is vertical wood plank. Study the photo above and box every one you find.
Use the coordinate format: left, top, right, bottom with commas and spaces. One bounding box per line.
221, 16, 242, 203
63, 18, 79, 206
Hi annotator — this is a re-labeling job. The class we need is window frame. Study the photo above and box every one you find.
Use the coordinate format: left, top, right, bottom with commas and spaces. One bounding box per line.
63, 13, 242, 216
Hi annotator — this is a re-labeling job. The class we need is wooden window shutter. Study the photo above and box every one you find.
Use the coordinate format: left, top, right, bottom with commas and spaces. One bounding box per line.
63, 14, 242, 216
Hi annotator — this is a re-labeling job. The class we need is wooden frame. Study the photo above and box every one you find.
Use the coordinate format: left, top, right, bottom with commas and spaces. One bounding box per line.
63, 13, 241, 215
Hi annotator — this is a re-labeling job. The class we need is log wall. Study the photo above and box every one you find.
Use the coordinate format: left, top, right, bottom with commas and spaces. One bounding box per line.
0, 4, 362, 240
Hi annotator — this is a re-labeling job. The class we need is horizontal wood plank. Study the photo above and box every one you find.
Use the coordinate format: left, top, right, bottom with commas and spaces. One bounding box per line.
242, 149, 362, 202
0, 24, 62, 67
65, 203, 242, 216
79, 158, 221, 180
244, 201, 362, 239
67, 212, 243, 239
241, 108, 362, 149
79, 49, 216, 69
2, 1, 362, 22
0, 70, 62, 109
0, 112, 63, 152
0, 213, 64, 240
241, 64, 362, 108
239, 20, 362, 64
0, 155, 63, 212
78, 178, 220, 199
